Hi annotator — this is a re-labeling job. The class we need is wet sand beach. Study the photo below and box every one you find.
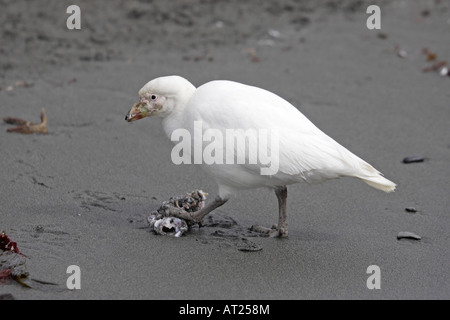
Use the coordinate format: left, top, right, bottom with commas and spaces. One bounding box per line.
1, 0, 449, 299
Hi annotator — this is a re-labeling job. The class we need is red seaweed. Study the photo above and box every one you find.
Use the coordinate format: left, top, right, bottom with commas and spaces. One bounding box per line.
0, 269, 12, 284
0, 231, 27, 258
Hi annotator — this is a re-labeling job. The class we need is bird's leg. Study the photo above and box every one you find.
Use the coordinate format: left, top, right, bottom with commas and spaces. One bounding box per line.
251, 186, 288, 237
275, 186, 288, 236
166, 196, 228, 227
193, 195, 228, 226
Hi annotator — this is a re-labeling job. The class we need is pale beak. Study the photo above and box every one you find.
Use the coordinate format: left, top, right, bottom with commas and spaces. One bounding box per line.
125, 102, 150, 122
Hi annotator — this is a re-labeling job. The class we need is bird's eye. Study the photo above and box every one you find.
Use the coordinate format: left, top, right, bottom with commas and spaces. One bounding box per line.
151, 95, 157, 100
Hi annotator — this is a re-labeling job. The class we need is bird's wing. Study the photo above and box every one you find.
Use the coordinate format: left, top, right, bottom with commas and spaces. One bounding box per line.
185, 80, 372, 181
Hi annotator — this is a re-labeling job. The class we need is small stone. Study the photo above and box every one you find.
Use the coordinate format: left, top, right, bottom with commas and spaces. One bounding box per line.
405, 207, 417, 213
268, 29, 281, 39
439, 67, 449, 77
214, 21, 224, 29
257, 39, 275, 47
421, 9, 431, 17
238, 245, 263, 252
397, 232, 421, 241
402, 156, 424, 164
397, 49, 407, 58
14, 80, 33, 88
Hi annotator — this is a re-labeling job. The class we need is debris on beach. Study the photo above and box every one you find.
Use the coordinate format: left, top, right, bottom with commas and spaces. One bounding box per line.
1, 231, 59, 289
423, 48, 437, 61
68, 77, 77, 84
0, 269, 12, 284
257, 39, 275, 47
422, 60, 447, 73
1, 231, 29, 287
0, 81, 34, 93
148, 190, 207, 237
402, 156, 424, 164
0, 253, 29, 287
439, 66, 450, 77
395, 45, 407, 58
243, 48, 261, 63
377, 32, 388, 39
268, 29, 281, 39
182, 50, 214, 62
147, 192, 264, 251
422, 48, 449, 77
14, 80, 34, 88
148, 216, 188, 238
405, 207, 418, 213
3, 108, 47, 134
0, 231, 27, 257
397, 232, 422, 241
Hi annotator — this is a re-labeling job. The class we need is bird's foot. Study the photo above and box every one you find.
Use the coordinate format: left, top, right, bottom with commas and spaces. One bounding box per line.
160, 207, 205, 227
250, 224, 288, 238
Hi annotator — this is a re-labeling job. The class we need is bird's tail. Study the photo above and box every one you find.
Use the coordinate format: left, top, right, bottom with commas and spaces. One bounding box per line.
356, 162, 396, 193
361, 175, 396, 193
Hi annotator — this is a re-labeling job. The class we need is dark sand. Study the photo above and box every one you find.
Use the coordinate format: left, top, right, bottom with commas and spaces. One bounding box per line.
1, 0, 449, 299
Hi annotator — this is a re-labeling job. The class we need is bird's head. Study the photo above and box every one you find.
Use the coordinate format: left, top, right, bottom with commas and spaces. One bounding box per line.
125, 75, 196, 122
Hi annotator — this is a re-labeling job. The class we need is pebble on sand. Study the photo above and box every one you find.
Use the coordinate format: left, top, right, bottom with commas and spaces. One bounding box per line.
402, 156, 425, 164
397, 232, 422, 241
405, 207, 418, 213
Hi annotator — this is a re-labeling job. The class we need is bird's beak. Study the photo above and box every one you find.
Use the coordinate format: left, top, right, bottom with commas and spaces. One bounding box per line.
125, 102, 150, 122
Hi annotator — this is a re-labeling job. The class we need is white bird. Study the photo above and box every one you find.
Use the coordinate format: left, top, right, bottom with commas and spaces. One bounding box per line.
125, 75, 396, 237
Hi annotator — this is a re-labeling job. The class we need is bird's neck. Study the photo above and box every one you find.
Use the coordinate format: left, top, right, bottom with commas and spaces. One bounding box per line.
162, 85, 196, 139
162, 109, 184, 139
